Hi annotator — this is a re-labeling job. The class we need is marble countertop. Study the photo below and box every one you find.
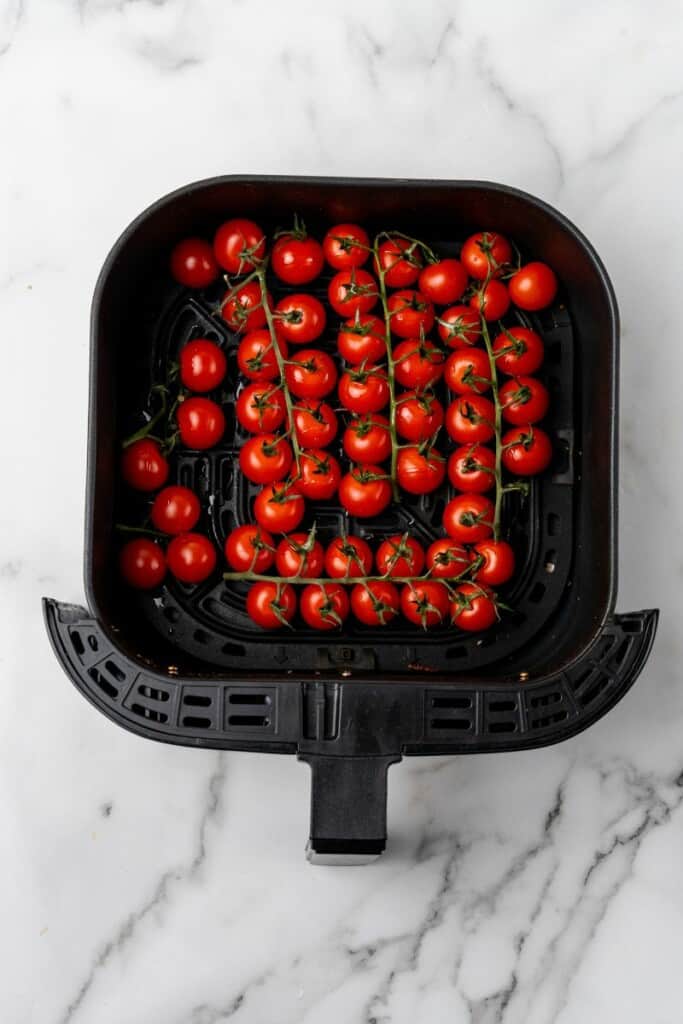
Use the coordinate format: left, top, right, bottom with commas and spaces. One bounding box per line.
2, 2, 681, 1021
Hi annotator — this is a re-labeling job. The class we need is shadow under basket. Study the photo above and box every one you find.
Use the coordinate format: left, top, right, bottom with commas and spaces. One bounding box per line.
44, 176, 658, 864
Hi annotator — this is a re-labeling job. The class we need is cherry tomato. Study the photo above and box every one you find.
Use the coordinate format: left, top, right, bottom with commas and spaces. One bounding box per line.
351, 580, 400, 626
285, 349, 337, 399
170, 238, 219, 289
300, 583, 350, 630
471, 539, 515, 586
236, 383, 286, 434
221, 280, 270, 332
247, 581, 296, 629
396, 391, 444, 442
275, 293, 326, 345
443, 493, 494, 543
325, 536, 373, 579
328, 268, 378, 317
151, 485, 201, 534
437, 305, 481, 348
460, 231, 512, 280
275, 532, 325, 579
166, 533, 216, 584
343, 413, 391, 463
375, 237, 421, 288
444, 348, 491, 395
337, 313, 386, 365
445, 395, 495, 444
500, 376, 549, 425
236, 330, 287, 382
448, 444, 495, 493
492, 326, 544, 376
450, 582, 498, 631
469, 279, 510, 321
418, 258, 468, 305
121, 439, 169, 492
180, 339, 227, 392
426, 538, 470, 579
271, 226, 324, 285
509, 262, 558, 311
293, 400, 338, 448
254, 481, 306, 533
177, 397, 225, 449
224, 524, 275, 573
119, 538, 166, 589
239, 434, 292, 484
400, 581, 449, 629
213, 218, 265, 274
393, 339, 444, 389
295, 449, 342, 500
501, 426, 553, 476
376, 534, 425, 578
396, 446, 446, 495
338, 465, 392, 518
338, 364, 389, 414
323, 223, 370, 270
387, 289, 434, 338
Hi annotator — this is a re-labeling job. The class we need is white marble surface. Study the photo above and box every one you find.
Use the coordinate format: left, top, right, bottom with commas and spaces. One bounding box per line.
1, 1, 682, 1021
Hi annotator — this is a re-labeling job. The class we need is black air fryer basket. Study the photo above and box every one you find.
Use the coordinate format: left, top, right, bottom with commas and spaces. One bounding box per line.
45, 177, 658, 863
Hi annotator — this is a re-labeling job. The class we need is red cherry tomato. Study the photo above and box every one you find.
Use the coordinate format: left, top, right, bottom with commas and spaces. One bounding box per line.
509, 262, 558, 311
338, 365, 389, 414
285, 349, 337, 399
448, 444, 495, 493
443, 493, 494, 543
343, 413, 391, 463
426, 538, 470, 579
492, 326, 544, 376
469, 279, 510, 321
376, 534, 425, 578
151, 485, 201, 535
445, 395, 495, 444
239, 434, 293, 484
328, 268, 379, 317
119, 538, 166, 589
170, 238, 219, 288
338, 464, 392, 518
296, 450, 342, 500
351, 580, 400, 626
418, 258, 468, 305
396, 391, 444, 442
180, 339, 227, 392
253, 481, 306, 533
500, 376, 550, 425
323, 223, 370, 270
247, 581, 296, 629
271, 227, 324, 285
300, 583, 350, 630
166, 533, 216, 584
224, 524, 275, 573
275, 532, 325, 579
393, 339, 444, 389
236, 330, 287, 382
437, 305, 481, 348
444, 348, 491, 395
375, 237, 422, 288
236, 383, 286, 434
471, 540, 515, 586
460, 231, 512, 280
450, 583, 498, 631
275, 293, 326, 345
387, 289, 434, 338
324, 536, 373, 579
293, 400, 338, 448
213, 218, 265, 274
501, 426, 553, 476
221, 280, 270, 332
337, 313, 386, 364
396, 446, 446, 495
400, 581, 449, 629
121, 439, 169, 492
177, 397, 225, 449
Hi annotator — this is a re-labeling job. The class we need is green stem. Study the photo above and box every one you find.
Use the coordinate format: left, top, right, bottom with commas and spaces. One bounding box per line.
479, 314, 503, 541
373, 236, 400, 502
223, 566, 475, 586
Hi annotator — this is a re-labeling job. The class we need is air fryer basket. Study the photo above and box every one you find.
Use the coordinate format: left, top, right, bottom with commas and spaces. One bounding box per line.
45, 177, 658, 862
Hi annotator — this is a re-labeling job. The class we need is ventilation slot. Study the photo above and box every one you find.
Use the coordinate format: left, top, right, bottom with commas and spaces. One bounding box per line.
183, 694, 211, 708
609, 639, 630, 669
489, 699, 515, 712
229, 693, 270, 706
547, 513, 561, 537
430, 718, 471, 731
222, 641, 246, 656
530, 710, 568, 729
138, 684, 170, 702
182, 715, 212, 729
132, 704, 168, 724
88, 667, 118, 700
87, 634, 99, 652
579, 677, 612, 709
70, 631, 85, 657
227, 714, 270, 728
489, 721, 516, 733
529, 691, 562, 709
105, 660, 126, 683
431, 695, 471, 710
